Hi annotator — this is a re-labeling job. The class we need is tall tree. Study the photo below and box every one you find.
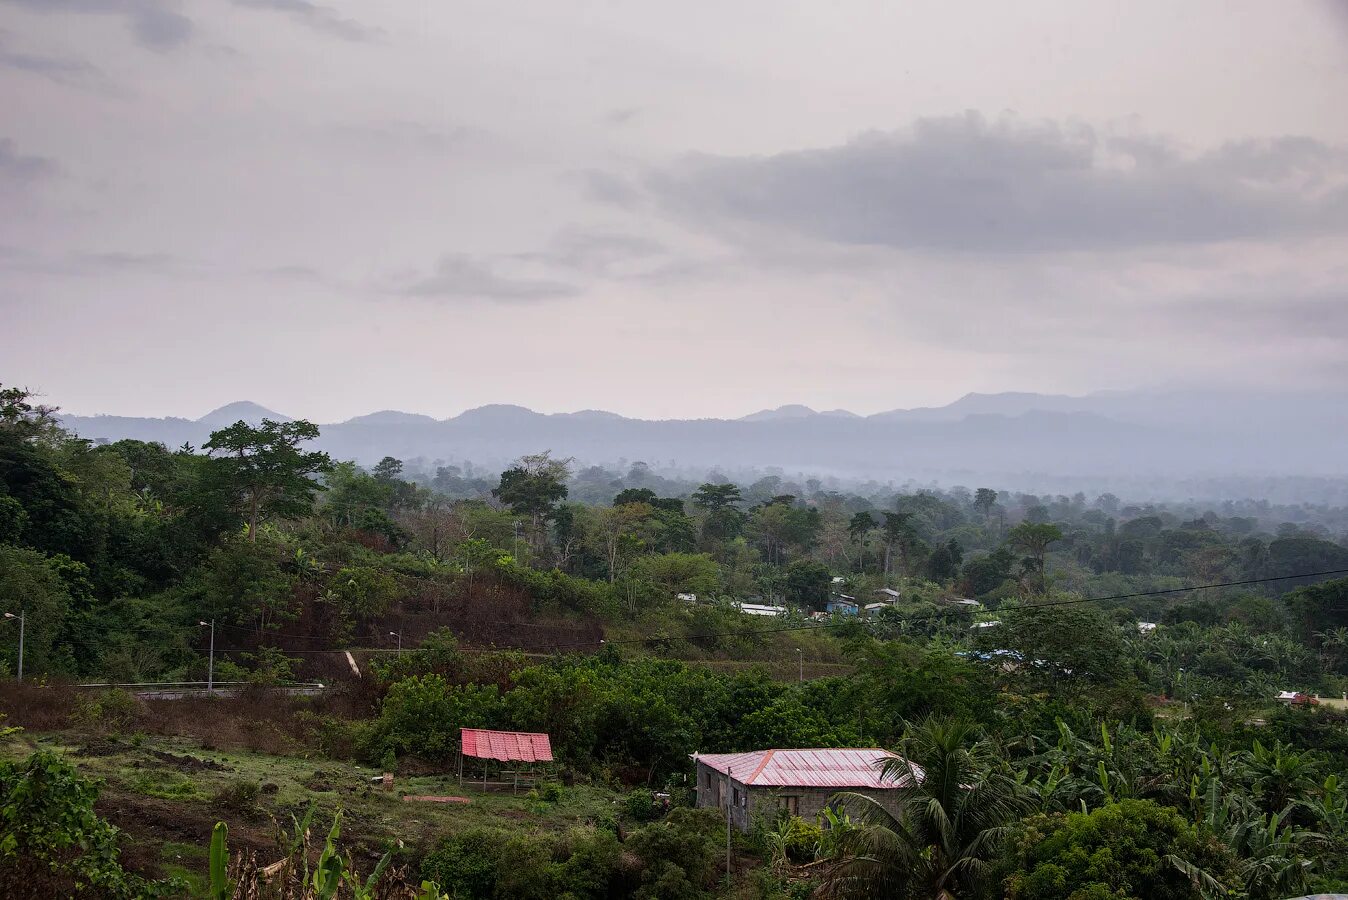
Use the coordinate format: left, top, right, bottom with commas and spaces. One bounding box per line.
848, 511, 875, 573
491, 451, 572, 556
973, 487, 998, 522
881, 512, 916, 577
1007, 522, 1063, 592
692, 482, 745, 545
203, 419, 332, 542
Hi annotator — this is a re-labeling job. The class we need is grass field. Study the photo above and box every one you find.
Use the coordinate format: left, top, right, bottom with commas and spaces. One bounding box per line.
1, 728, 628, 896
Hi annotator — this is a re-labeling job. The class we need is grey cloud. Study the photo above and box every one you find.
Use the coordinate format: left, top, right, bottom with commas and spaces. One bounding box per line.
232, 0, 380, 42
75, 251, 178, 271
3, 0, 192, 50
577, 170, 645, 209
262, 264, 325, 280
328, 120, 475, 155
0, 138, 58, 180
647, 114, 1348, 253
0, 32, 103, 87
0, 248, 193, 277
401, 254, 578, 302
603, 107, 642, 127
522, 230, 665, 274
1165, 289, 1348, 342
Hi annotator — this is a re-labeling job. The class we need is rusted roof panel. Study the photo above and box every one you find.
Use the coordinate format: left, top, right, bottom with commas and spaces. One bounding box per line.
692, 748, 918, 789
460, 728, 554, 762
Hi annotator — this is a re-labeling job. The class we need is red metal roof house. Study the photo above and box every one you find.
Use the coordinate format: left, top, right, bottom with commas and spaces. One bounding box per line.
692, 748, 919, 831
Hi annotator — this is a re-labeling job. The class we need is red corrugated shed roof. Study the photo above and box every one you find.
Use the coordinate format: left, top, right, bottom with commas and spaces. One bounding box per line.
693, 748, 919, 789
460, 728, 554, 762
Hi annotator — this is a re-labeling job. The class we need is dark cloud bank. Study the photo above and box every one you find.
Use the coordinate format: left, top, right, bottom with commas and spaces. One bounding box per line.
647, 114, 1348, 253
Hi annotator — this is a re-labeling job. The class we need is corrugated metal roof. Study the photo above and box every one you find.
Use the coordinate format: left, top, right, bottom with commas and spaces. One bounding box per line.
460, 728, 554, 762
692, 748, 918, 789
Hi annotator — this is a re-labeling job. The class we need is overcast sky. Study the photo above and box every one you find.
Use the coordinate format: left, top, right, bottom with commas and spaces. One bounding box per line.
2, 0, 1347, 421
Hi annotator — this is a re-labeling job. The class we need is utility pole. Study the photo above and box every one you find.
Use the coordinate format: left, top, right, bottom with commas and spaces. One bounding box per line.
725, 766, 734, 884
4, 611, 24, 680
198, 620, 215, 694
796, 647, 803, 683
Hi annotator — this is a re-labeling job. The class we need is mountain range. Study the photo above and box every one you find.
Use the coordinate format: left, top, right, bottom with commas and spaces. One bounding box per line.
57, 388, 1348, 493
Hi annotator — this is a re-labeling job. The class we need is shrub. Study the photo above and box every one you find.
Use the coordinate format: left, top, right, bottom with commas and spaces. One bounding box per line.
1007, 799, 1241, 900
212, 779, 261, 817
361, 675, 505, 761
551, 827, 625, 898
420, 828, 508, 898
624, 788, 664, 823
0, 751, 179, 897
625, 807, 723, 897
71, 689, 141, 735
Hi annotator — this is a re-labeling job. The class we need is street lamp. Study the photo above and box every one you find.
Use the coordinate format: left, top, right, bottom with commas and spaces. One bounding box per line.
198, 620, 215, 694
3, 611, 23, 681
389, 630, 402, 653
795, 648, 803, 683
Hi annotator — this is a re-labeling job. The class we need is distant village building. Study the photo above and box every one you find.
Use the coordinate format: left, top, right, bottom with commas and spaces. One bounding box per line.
941, 597, 982, 609
826, 595, 858, 615
863, 602, 889, 616
691, 748, 916, 831
738, 602, 788, 617
971, 620, 1001, 630
873, 587, 902, 601
676, 592, 698, 604
1137, 622, 1157, 634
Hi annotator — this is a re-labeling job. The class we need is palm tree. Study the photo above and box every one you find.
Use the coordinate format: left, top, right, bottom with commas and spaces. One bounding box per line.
823, 718, 1030, 899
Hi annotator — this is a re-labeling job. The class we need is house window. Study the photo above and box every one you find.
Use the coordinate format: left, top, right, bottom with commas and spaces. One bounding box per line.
733, 787, 745, 808
779, 795, 799, 815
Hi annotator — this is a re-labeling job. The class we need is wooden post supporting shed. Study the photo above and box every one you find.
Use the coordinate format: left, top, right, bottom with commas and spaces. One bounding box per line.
457, 728, 554, 793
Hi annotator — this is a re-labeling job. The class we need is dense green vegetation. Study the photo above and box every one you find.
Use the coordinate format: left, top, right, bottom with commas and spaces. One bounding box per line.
2, 381, 1348, 898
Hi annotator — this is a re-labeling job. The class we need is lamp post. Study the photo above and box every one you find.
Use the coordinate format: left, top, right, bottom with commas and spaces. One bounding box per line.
389, 630, 402, 653
796, 648, 803, 683
3, 611, 24, 680
198, 620, 214, 694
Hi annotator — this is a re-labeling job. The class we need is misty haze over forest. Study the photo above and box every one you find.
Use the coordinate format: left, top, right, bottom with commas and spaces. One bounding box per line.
58, 384, 1348, 504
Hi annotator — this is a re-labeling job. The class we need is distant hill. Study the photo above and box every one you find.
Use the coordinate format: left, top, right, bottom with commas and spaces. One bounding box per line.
56, 387, 1348, 490
740, 404, 820, 422
197, 401, 292, 425
342, 410, 440, 426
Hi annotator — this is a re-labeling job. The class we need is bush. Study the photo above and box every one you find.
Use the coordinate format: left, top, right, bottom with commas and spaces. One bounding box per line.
624, 788, 665, 823
0, 751, 178, 897
212, 779, 261, 817
419, 826, 633, 900
71, 689, 141, 735
625, 807, 723, 898
1007, 799, 1242, 900
361, 675, 505, 761
420, 828, 509, 898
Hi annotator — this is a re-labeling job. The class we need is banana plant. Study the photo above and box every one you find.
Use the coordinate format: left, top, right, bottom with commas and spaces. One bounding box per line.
208, 822, 230, 900
311, 812, 347, 899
